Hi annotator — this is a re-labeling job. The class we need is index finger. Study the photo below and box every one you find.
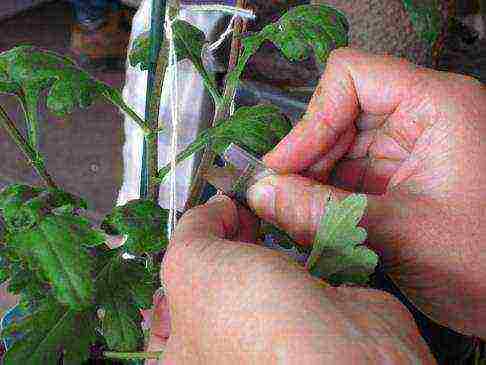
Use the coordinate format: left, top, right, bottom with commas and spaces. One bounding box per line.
264, 48, 424, 173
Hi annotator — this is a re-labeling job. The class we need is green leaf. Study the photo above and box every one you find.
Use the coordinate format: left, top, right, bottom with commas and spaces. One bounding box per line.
0, 46, 98, 116
225, 4, 349, 104
0, 185, 102, 309
95, 253, 158, 352
402, 0, 441, 45
0, 46, 149, 146
129, 32, 151, 71
7, 262, 48, 303
129, 21, 221, 104
1, 297, 97, 365
101, 200, 169, 255
307, 194, 378, 286
7, 215, 98, 309
102, 298, 144, 352
158, 104, 292, 179
0, 184, 88, 233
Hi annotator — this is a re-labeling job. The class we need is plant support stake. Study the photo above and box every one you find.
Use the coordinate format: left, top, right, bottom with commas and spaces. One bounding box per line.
184, 0, 249, 211
141, 0, 166, 201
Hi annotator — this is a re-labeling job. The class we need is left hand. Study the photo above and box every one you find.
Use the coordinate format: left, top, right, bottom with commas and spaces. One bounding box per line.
146, 195, 434, 365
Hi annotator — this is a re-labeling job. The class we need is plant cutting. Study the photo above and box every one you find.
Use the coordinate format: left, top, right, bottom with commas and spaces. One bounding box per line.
0, 1, 445, 363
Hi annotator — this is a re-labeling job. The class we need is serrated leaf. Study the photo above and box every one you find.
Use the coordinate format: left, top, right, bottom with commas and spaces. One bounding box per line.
0, 46, 148, 147
0, 184, 87, 232
0, 185, 101, 308
0, 46, 99, 116
1, 297, 96, 365
7, 215, 98, 309
129, 32, 151, 71
102, 200, 169, 255
225, 4, 349, 103
102, 298, 144, 352
263, 4, 349, 63
307, 194, 378, 286
7, 263, 48, 303
158, 104, 292, 179
129, 20, 220, 103
402, 0, 441, 45
95, 253, 158, 352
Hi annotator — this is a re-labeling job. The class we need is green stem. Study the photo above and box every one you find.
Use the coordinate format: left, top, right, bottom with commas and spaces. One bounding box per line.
183, 1, 248, 211
18, 91, 40, 153
97, 83, 152, 135
103, 351, 164, 360
146, 43, 169, 202
194, 61, 223, 108
141, 0, 168, 201
0, 104, 56, 188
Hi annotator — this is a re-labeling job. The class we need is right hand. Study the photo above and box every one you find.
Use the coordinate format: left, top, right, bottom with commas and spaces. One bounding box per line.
247, 48, 486, 339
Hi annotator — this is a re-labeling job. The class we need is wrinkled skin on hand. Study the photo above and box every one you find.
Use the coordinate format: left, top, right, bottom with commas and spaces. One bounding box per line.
147, 196, 434, 364
247, 48, 486, 339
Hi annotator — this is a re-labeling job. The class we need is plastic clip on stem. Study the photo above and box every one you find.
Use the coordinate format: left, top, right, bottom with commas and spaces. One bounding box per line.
203, 143, 277, 206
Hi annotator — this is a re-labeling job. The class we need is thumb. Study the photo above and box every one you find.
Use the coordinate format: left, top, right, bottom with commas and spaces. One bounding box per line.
247, 174, 390, 247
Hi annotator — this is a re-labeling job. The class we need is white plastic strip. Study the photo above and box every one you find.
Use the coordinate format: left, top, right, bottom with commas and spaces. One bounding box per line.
183, 4, 255, 20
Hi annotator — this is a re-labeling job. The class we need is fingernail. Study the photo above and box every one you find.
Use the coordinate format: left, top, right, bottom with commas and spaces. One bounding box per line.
206, 193, 231, 204
247, 177, 276, 221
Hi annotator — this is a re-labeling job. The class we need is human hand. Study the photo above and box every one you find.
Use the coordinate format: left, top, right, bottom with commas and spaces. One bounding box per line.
147, 195, 434, 364
247, 48, 486, 338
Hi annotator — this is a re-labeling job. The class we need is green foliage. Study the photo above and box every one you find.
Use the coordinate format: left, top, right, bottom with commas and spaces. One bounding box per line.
102, 200, 169, 255
402, 0, 441, 45
225, 4, 349, 104
1, 297, 97, 365
0, 185, 104, 309
130, 20, 220, 104
0, 46, 109, 116
0, 46, 149, 148
307, 194, 378, 286
96, 253, 159, 352
130, 32, 151, 71
158, 104, 292, 179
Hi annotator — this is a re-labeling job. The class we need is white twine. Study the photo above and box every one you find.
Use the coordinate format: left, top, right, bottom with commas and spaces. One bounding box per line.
165, 4, 255, 238
208, 14, 237, 52
166, 14, 180, 239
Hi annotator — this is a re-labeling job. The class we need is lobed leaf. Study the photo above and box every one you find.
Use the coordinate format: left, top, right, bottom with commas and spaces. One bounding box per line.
129, 31, 151, 71
0, 46, 149, 147
0, 184, 88, 232
1, 297, 96, 365
129, 20, 220, 103
0, 184, 104, 309
158, 104, 292, 179
0, 46, 99, 117
307, 194, 378, 286
101, 199, 169, 255
225, 4, 349, 103
95, 252, 158, 351
101, 298, 144, 352
7, 215, 98, 309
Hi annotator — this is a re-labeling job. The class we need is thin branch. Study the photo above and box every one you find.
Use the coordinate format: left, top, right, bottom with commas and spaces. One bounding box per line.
0, 104, 57, 189
141, 0, 167, 201
184, 0, 248, 211
103, 351, 164, 360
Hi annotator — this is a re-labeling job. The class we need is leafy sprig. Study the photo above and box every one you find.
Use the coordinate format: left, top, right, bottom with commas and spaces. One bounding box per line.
306, 194, 378, 286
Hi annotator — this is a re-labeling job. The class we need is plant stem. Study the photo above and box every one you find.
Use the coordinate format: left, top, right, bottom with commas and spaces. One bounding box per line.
141, 0, 167, 201
97, 84, 152, 134
17, 92, 39, 153
184, 0, 248, 211
103, 351, 164, 360
0, 104, 57, 189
